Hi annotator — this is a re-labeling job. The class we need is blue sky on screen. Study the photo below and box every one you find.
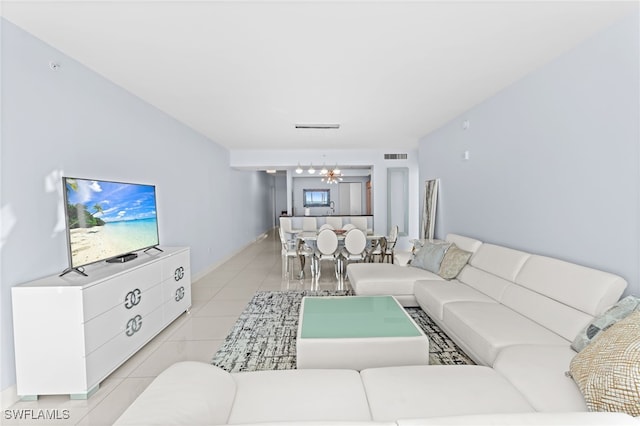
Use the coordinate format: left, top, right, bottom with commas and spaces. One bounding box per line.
66, 178, 157, 223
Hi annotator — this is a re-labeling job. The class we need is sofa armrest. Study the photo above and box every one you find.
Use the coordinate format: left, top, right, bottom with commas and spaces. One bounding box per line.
114, 362, 237, 425
394, 250, 413, 266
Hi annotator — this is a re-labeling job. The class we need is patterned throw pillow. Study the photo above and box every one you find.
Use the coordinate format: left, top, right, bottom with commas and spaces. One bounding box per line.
438, 243, 472, 280
411, 241, 450, 273
568, 310, 640, 416
571, 296, 640, 352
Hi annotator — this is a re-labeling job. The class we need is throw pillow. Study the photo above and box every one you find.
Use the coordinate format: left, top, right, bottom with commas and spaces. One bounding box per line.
571, 295, 640, 352
568, 310, 640, 416
411, 240, 450, 273
438, 243, 472, 280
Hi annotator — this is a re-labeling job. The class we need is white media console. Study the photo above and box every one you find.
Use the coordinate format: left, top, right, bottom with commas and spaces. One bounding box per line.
11, 247, 191, 399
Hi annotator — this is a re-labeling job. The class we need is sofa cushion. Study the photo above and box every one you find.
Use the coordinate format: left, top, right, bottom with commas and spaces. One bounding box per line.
438, 244, 472, 279
469, 244, 530, 282
411, 240, 450, 272
455, 265, 512, 301
249, 423, 393, 426
347, 263, 441, 304
397, 412, 640, 425
360, 365, 534, 421
569, 311, 640, 416
114, 362, 237, 425
571, 295, 640, 352
500, 284, 593, 342
514, 255, 627, 317
443, 302, 567, 366
229, 369, 372, 423
414, 280, 495, 321
493, 345, 587, 412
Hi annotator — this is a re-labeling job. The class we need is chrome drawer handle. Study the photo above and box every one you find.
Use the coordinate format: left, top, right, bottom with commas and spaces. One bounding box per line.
174, 267, 185, 281
175, 286, 185, 302
125, 315, 143, 337
124, 288, 142, 309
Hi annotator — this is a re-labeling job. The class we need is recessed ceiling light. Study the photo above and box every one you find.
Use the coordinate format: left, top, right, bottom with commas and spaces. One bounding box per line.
266, 170, 276, 174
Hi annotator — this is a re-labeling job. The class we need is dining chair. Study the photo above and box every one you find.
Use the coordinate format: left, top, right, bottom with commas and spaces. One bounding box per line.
383, 225, 399, 263
279, 227, 313, 279
319, 223, 334, 231
299, 239, 315, 278
368, 225, 399, 263
302, 217, 318, 232
342, 223, 356, 231
326, 216, 342, 229
279, 217, 302, 241
367, 236, 386, 263
313, 228, 341, 280
350, 217, 368, 233
340, 228, 367, 275
279, 227, 299, 278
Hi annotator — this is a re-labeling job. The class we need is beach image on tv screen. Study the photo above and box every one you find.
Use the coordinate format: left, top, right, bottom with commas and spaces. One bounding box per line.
65, 178, 159, 268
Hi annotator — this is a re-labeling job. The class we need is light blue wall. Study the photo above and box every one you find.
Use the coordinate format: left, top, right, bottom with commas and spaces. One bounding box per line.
0, 19, 272, 391
418, 12, 640, 296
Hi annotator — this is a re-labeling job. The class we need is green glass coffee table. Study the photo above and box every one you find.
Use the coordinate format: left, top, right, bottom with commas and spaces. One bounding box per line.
296, 295, 430, 370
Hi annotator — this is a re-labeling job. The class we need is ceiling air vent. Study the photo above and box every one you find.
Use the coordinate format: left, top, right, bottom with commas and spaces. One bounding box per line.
384, 153, 408, 160
295, 124, 340, 129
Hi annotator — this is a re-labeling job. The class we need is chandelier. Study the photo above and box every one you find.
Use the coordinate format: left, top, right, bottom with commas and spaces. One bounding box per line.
295, 162, 343, 184
320, 167, 343, 184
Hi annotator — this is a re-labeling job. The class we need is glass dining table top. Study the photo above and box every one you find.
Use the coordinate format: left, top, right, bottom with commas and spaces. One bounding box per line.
299, 296, 422, 339
297, 231, 382, 241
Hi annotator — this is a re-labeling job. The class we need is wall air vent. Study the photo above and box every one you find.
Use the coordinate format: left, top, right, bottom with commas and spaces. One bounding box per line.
384, 153, 408, 160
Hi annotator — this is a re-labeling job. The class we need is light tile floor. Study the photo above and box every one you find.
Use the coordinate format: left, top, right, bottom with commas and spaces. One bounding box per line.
5, 228, 349, 425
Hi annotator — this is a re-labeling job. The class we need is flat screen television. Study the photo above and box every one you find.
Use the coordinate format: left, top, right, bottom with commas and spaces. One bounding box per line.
303, 189, 331, 207
61, 177, 160, 276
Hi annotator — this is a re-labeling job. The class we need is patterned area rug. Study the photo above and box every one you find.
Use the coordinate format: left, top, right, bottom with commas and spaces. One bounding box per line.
211, 290, 475, 372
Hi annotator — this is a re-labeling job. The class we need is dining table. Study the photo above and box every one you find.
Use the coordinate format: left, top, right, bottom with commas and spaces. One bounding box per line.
294, 230, 387, 273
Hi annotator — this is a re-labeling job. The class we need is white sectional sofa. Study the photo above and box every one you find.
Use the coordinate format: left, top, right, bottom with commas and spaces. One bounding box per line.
348, 234, 629, 413
115, 234, 635, 425
114, 361, 637, 425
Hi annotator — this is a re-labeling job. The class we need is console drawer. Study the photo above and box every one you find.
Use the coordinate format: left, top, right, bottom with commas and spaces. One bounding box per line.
83, 264, 162, 321
163, 278, 192, 322
162, 250, 190, 283
84, 283, 164, 355
85, 306, 165, 388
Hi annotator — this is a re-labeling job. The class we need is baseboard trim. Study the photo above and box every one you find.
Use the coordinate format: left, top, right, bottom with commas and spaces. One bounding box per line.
192, 230, 271, 282
1, 384, 19, 409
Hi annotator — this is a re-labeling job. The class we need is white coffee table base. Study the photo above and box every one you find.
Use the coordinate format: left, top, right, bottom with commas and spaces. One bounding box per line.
297, 336, 430, 370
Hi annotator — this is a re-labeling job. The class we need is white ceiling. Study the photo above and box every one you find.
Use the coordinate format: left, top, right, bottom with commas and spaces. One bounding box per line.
2, 1, 636, 151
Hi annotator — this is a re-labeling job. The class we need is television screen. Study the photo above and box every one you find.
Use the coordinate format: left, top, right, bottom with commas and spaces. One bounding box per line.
303, 189, 330, 207
63, 177, 159, 269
